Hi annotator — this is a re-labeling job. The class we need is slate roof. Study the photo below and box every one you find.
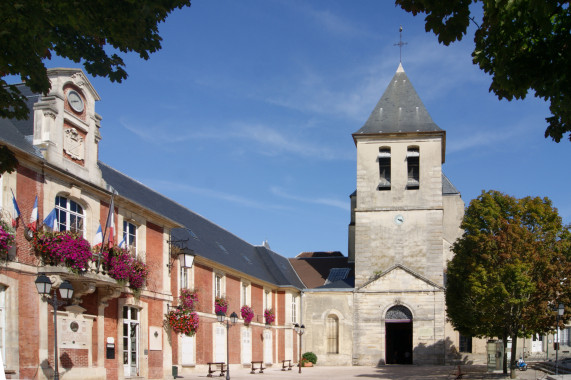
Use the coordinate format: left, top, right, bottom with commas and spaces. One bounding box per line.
0, 84, 304, 290
442, 173, 460, 195
0, 84, 43, 158
99, 163, 304, 289
289, 255, 354, 289
354, 63, 442, 135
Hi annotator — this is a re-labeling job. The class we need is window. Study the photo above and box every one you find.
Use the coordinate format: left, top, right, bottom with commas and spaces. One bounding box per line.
215, 274, 223, 298
378, 147, 391, 190
180, 265, 188, 289
55, 196, 84, 235
291, 296, 297, 324
561, 328, 571, 346
0, 285, 5, 365
123, 306, 140, 376
264, 290, 272, 310
459, 333, 472, 353
123, 221, 137, 252
406, 147, 420, 189
242, 283, 249, 306
326, 315, 339, 354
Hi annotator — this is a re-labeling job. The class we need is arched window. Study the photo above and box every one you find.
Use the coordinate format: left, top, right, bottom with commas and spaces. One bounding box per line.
326, 315, 339, 354
378, 147, 391, 190
55, 196, 84, 236
406, 147, 419, 189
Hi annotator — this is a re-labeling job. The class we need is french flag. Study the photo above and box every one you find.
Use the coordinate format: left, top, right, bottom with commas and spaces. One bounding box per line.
93, 224, 103, 247
42, 208, 59, 231
118, 235, 127, 249
29, 196, 38, 231
10, 190, 20, 227
104, 197, 115, 247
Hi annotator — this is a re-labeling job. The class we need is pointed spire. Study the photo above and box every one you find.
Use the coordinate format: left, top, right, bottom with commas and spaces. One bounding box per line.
353, 65, 442, 135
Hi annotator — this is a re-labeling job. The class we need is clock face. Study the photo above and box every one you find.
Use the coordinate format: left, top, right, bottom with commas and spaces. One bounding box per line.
67, 90, 84, 113
394, 214, 404, 225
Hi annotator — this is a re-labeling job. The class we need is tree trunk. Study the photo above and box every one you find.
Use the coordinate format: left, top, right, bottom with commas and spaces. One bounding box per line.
502, 335, 508, 375
510, 334, 518, 378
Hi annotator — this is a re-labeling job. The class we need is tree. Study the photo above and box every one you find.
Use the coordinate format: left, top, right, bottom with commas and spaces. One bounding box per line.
395, 0, 571, 143
0, 0, 191, 173
446, 190, 571, 376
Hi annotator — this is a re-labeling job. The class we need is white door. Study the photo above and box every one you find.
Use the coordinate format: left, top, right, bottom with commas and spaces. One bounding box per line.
241, 327, 252, 364
532, 334, 543, 353
214, 325, 226, 362
181, 335, 195, 366
123, 307, 140, 377
263, 330, 272, 364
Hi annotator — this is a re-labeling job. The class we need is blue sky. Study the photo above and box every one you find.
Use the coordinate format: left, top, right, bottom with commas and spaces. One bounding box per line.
40, 0, 570, 257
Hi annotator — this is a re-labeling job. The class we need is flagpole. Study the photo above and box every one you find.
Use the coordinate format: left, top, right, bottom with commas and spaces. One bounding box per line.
97, 193, 115, 273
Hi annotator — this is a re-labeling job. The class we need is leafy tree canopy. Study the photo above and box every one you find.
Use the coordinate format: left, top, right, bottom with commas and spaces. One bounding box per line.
446, 190, 571, 373
0, 0, 191, 121
396, 0, 571, 143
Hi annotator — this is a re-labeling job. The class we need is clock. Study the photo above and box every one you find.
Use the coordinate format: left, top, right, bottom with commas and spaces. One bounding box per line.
67, 90, 84, 113
394, 214, 404, 225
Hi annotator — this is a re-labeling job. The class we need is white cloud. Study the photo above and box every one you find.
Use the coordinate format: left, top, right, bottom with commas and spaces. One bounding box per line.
271, 186, 349, 211
145, 179, 289, 211
120, 118, 354, 161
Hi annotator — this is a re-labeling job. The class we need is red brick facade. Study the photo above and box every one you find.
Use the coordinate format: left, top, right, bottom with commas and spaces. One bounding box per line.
1, 69, 302, 380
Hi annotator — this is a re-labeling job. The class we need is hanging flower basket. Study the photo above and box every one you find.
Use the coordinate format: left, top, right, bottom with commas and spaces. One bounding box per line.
240, 305, 254, 325
180, 289, 199, 310
166, 308, 200, 336
264, 308, 275, 324
0, 220, 15, 257
33, 231, 91, 273
165, 289, 200, 336
129, 257, 148, 290
215, 297, 228, 314
101, 246, 148, 291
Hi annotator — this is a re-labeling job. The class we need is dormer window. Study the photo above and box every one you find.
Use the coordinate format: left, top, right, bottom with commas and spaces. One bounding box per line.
407, 147, 420, 190
378, 148, 391, 190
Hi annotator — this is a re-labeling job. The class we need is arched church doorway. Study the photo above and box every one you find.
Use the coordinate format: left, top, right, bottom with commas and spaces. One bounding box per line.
385, 305, 413, 364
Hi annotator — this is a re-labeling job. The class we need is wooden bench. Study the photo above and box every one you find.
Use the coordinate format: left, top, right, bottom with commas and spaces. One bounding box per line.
207, 362, 226, 377
281, 359, 293, 371
449, 365, 465, 379
250, 361, 266, 374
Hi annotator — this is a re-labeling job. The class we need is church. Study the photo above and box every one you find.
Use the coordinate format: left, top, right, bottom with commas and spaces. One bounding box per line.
2, 62, 560, 380
291, 62, 477, 366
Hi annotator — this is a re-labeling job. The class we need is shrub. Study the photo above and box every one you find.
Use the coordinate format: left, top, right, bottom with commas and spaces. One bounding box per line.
302, 352, 317, 364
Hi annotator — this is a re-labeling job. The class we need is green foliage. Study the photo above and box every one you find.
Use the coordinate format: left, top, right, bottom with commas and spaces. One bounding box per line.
446, 190, 571, 373
302, 352, 317, 364
0, 0, 191, 121
396, 0, 571, 143
0, 146, 18, 175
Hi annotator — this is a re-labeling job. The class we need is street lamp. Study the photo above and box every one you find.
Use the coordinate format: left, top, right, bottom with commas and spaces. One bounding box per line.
556, 303, 565, 375
35, 274, 74, 380
217, 311, 238, 380
293, 323, 305, 374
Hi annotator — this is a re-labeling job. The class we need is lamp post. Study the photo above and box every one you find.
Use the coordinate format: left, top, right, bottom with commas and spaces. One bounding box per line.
35, 274, 74, 380
217, 311, 238, 380
556, 303, 565, 375
293, 323, 305, 374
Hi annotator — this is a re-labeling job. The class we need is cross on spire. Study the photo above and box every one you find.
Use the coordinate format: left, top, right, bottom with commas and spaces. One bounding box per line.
393, 25, 408, 63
